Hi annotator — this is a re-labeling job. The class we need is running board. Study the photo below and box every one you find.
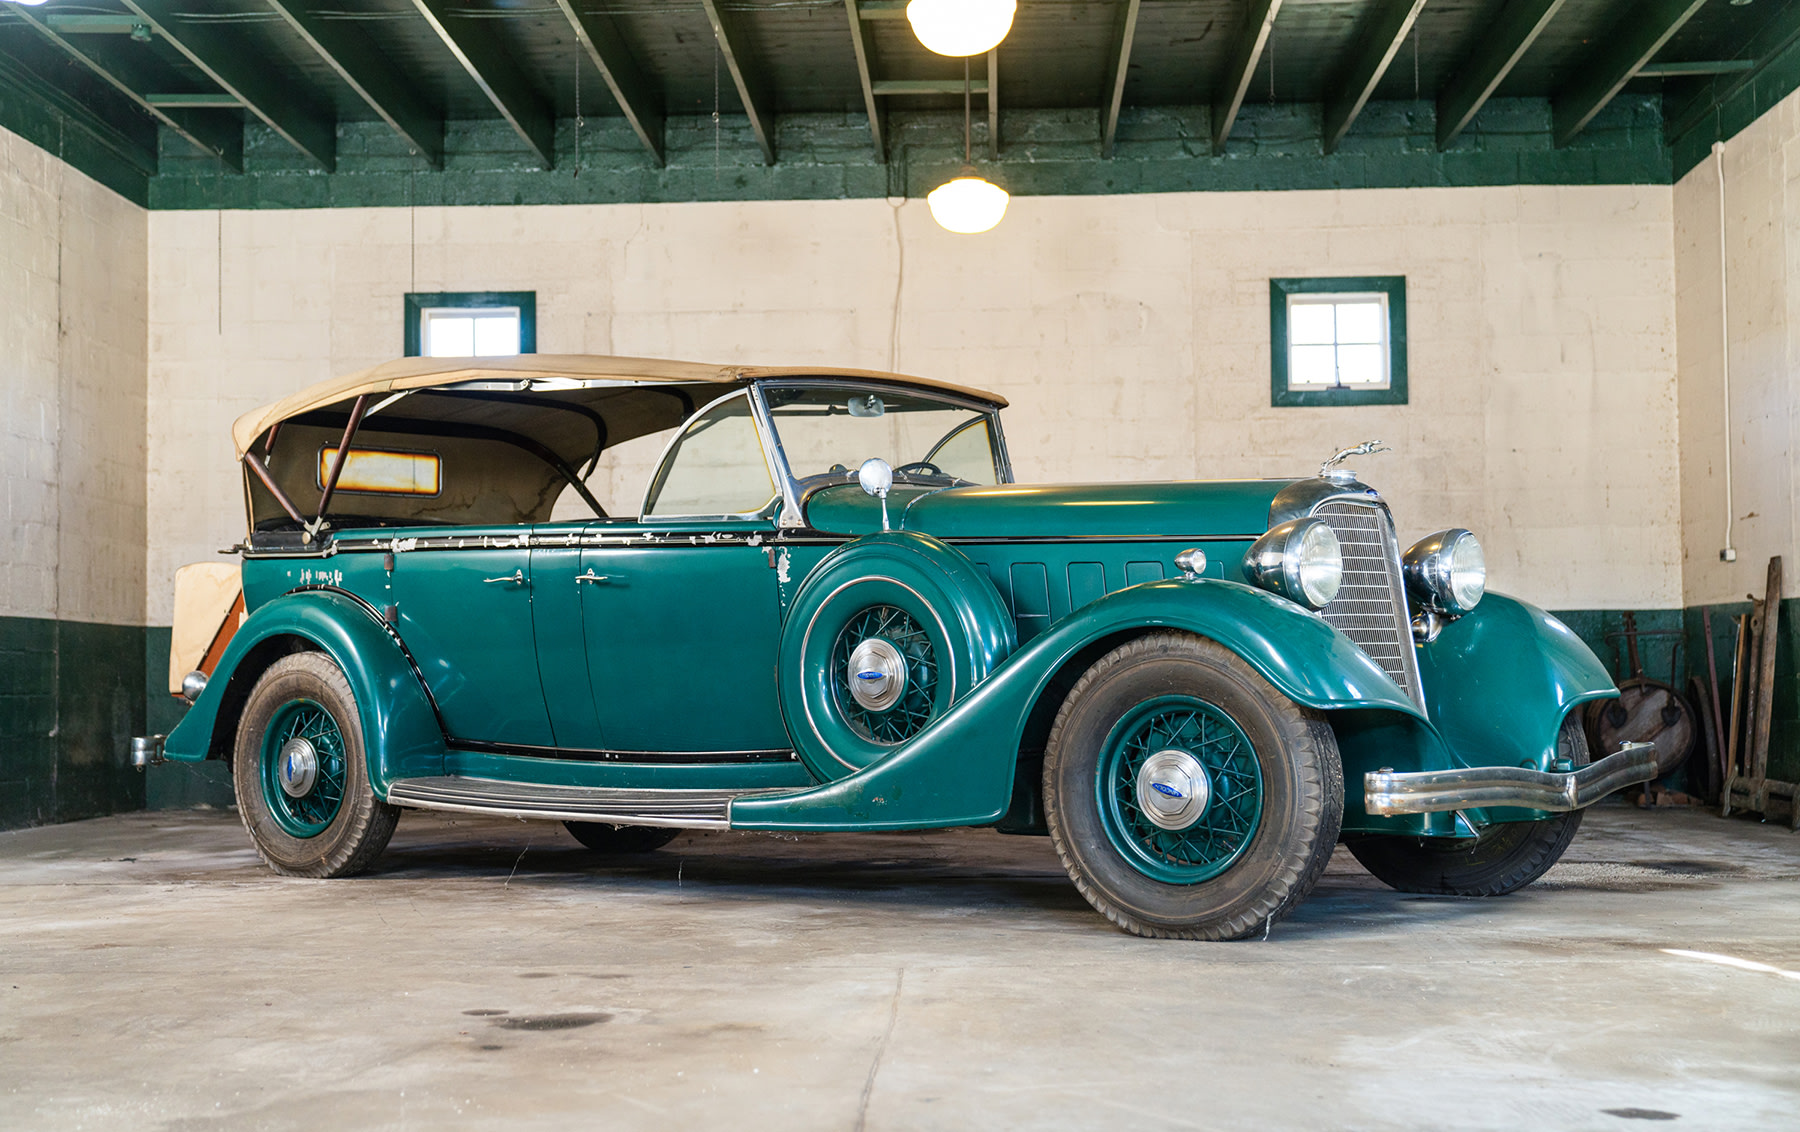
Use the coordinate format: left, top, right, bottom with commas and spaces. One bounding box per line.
386, 777, 794, 829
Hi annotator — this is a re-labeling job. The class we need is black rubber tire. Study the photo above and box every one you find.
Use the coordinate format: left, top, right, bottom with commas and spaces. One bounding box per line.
1043, 631, 1344, 941
1345, 715, 1589, 896
233, 652, 399, 878
563, 822, 681, 854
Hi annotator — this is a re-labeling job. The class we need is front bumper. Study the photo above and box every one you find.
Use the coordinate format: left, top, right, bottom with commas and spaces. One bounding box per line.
1364, 742, 1658, 816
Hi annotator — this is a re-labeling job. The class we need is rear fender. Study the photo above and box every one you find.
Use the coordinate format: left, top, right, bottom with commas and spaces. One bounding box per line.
162, 589, 445, 794
732, 577, 1423, 832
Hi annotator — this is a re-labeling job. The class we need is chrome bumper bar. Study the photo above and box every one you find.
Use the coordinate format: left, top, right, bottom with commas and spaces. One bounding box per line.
1364, 743, 1659, 816
130, 735, 166, 770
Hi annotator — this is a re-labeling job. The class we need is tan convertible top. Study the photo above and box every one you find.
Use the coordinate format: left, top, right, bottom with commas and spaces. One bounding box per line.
230, 354, 1008, 458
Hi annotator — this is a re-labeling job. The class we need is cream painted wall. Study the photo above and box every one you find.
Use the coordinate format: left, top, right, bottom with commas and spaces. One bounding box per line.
0, 125, 148, 627
1674, 86, 1800, 605
146, 184, 1680, 623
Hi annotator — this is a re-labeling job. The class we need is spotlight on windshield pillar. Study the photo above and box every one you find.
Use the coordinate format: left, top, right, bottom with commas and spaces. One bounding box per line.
906, 0, 1017, 57
928, 173, 1010, 235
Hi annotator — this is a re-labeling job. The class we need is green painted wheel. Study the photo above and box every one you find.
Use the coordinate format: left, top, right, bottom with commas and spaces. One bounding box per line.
830, 605, 939, 745
1095, 695, 1263, 884
259, 699, 348, 838
233, 652, 398, 878
779, 532, 1013, 779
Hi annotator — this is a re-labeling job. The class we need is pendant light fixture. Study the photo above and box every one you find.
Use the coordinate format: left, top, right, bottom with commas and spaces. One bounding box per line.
906, 0, 1017, 58
928, 59, 1009, 235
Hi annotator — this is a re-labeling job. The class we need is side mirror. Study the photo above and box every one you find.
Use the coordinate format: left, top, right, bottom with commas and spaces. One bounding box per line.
857, 458, 894, 530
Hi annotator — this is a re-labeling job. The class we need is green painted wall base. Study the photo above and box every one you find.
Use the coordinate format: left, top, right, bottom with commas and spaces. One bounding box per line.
0, 616, 146, 831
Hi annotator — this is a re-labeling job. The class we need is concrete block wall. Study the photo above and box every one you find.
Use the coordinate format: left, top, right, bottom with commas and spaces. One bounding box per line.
146, 184, 1681, 625
1674, 83, 1800, 780
0, 124, 149, 829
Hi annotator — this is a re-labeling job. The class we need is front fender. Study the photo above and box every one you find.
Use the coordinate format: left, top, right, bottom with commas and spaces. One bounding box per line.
732, 577, 1420, 831
163, 589, 445, 794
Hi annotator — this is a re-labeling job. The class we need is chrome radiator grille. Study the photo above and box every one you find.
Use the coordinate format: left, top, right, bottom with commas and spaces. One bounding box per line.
1312, 500, 1425, 709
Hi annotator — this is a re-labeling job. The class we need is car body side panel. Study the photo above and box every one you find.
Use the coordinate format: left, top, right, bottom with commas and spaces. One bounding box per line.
162, 589, 446, 794
731, 578, 1422, 831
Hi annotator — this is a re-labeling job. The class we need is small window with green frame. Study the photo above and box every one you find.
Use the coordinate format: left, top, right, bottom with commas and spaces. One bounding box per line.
1269, 276, 1406, 407
405, 291, 537, 358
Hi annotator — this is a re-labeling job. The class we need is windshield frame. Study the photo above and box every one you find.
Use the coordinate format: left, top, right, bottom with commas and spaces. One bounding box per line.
749, 379, 1013, 529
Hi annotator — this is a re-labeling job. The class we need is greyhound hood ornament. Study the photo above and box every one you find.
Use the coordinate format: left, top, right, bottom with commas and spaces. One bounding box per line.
1319, 440, 1390, 480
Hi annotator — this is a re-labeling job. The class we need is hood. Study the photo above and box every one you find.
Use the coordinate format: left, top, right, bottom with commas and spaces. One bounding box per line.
802, 479, 1305, 539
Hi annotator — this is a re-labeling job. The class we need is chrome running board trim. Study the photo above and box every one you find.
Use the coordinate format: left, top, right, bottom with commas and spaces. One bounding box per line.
1364, 743, 1659, 816
386, 777, 794, 829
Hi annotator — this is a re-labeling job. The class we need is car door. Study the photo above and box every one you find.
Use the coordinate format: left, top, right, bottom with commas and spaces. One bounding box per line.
576, 391, 790, 757
579, 527, 787, 755
390, 527, 555, 748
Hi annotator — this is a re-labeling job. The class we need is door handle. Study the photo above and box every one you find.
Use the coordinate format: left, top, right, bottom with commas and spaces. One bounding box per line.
575, 570, 612, 585
483, 569, 526, 585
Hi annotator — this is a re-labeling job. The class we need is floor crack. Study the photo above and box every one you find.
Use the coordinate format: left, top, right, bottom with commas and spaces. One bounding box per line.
853, 967, 905, 1132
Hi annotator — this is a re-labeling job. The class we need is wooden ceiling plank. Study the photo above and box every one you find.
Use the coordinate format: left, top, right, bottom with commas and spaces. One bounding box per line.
1552, 0, 1710, 146
699, 0, 776, 165
266, 0, 444, 169
410, 0, 555, 169
845, 0, 886, 162
1102, 0, 1142, 159
553, 0, 665, 165
118, 0, 334, 171
16, 7, 242, 170
1212, 0, 1282, 153
1436, 0, 1566, 149
1322, 0, 1430, 156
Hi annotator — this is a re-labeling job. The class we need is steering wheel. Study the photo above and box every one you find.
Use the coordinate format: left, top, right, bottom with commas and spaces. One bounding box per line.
895, 461, 946, 478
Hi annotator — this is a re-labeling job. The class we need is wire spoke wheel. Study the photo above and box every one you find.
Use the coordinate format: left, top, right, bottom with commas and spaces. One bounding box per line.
259, 698, 348, 838
830, 605, 939, 745
1097, 694, 1264, 885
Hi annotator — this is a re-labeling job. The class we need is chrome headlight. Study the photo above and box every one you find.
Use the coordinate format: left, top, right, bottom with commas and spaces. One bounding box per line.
1402, 529, 1486, 615
1243, 517, 1343, 611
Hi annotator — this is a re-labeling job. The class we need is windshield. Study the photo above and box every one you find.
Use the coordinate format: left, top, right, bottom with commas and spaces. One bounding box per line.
763, 386, 1003, 488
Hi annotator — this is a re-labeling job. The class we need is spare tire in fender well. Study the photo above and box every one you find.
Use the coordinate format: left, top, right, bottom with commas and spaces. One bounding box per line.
777, 531, 1015, 781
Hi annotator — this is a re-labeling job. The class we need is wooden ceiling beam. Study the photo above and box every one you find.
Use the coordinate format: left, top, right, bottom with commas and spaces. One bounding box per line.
1322, 0, 1429, 156
1212, 0, 1282, 153
553, 0, 666, 165
700, 0, 777, 165
118, 0, 335, 171
1552, 0, 1709, 147
410, 0, 555, 169
16, 8, 242, 170
1102, 0, 1142, 158
1436, 0, 1566, 149
266, 0, 444, 168
845, 0, 885, 162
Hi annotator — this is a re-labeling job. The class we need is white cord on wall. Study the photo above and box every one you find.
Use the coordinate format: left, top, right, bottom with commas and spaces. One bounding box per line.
1714, 140, 1737, 563
888, 197, 906, 372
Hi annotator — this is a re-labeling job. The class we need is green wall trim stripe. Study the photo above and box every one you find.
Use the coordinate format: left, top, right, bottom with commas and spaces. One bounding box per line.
0, 615, 146, 831
138, 96, 1670, 212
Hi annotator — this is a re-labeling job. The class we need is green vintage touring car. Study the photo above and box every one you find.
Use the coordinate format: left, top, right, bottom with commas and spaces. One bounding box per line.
139, 355, 1656, 939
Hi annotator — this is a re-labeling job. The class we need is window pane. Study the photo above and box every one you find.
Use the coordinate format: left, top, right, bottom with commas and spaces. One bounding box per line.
645, 396, 776, 517
1288, 302, 1337, 345
1290, 344, 1337, 387
1334, 301, 1385, 345
473, 313, 520, 357
425, 316, 474, 357
1337, 344, 1386, 385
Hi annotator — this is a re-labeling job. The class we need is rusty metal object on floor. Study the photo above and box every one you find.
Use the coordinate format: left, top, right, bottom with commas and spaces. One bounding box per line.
1722, 556, 1796, 828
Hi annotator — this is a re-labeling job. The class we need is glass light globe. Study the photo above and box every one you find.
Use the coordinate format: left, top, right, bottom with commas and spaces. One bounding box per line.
928, 175, 1010, 234
907, 0, 1017, 57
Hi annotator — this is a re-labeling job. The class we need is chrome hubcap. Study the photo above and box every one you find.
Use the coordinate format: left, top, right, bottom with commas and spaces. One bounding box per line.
277, 737, 319, 798
846, 637, 908, 713
1134, 749, 1211, 831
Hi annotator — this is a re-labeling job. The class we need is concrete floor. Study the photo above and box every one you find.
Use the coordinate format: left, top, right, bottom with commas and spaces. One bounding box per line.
1, 805, 1796, 1131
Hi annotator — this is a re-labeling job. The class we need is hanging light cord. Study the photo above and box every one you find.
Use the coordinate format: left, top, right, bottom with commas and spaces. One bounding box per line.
964, 56, 973, 168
